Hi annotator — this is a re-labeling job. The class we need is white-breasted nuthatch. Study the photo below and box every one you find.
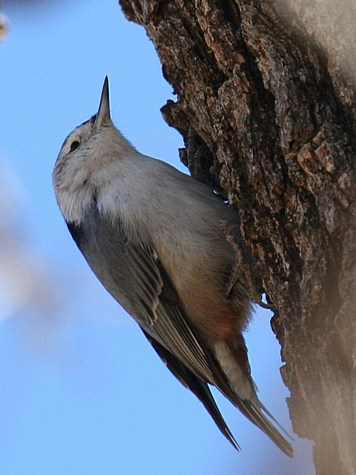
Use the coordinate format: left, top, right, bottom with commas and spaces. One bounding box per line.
53, 77, 293, 456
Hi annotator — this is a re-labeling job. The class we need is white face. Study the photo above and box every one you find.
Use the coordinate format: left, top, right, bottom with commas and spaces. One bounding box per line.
52, 116, 104, 224
53, 116, 99, 190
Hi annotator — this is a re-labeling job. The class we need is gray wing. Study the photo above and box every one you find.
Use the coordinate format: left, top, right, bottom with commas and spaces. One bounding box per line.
68, 207, 220, 382
67, 205, 240, 448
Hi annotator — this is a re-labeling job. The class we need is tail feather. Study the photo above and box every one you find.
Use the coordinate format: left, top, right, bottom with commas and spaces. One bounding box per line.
142, 328, 293, 455
238, 399, 294, 457
214, 338, 294, 456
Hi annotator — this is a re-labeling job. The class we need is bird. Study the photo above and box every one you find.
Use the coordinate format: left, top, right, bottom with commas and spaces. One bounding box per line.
53, 76, 293, 456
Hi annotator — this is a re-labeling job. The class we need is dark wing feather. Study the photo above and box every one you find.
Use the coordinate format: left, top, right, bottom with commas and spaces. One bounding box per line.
141, 328, 240, 450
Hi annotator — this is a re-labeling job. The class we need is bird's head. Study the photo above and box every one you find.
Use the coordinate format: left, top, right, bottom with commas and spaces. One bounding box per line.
53, 77, 135, 224
55, 75, 113, 166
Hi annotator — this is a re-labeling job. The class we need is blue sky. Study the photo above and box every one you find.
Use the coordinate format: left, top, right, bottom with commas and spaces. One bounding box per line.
1, 1, 314, 474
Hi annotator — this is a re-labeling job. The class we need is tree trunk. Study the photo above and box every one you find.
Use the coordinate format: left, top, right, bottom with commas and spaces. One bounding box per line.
118, 1, 356, 473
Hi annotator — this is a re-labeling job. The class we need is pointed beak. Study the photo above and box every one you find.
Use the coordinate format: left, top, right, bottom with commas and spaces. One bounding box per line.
95, 76, 111, 129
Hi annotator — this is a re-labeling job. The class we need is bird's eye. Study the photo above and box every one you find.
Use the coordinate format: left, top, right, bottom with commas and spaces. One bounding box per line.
70, 140, 80, 153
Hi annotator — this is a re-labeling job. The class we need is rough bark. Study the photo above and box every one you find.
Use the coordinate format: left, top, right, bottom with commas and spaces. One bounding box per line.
118, 1, 355, 473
